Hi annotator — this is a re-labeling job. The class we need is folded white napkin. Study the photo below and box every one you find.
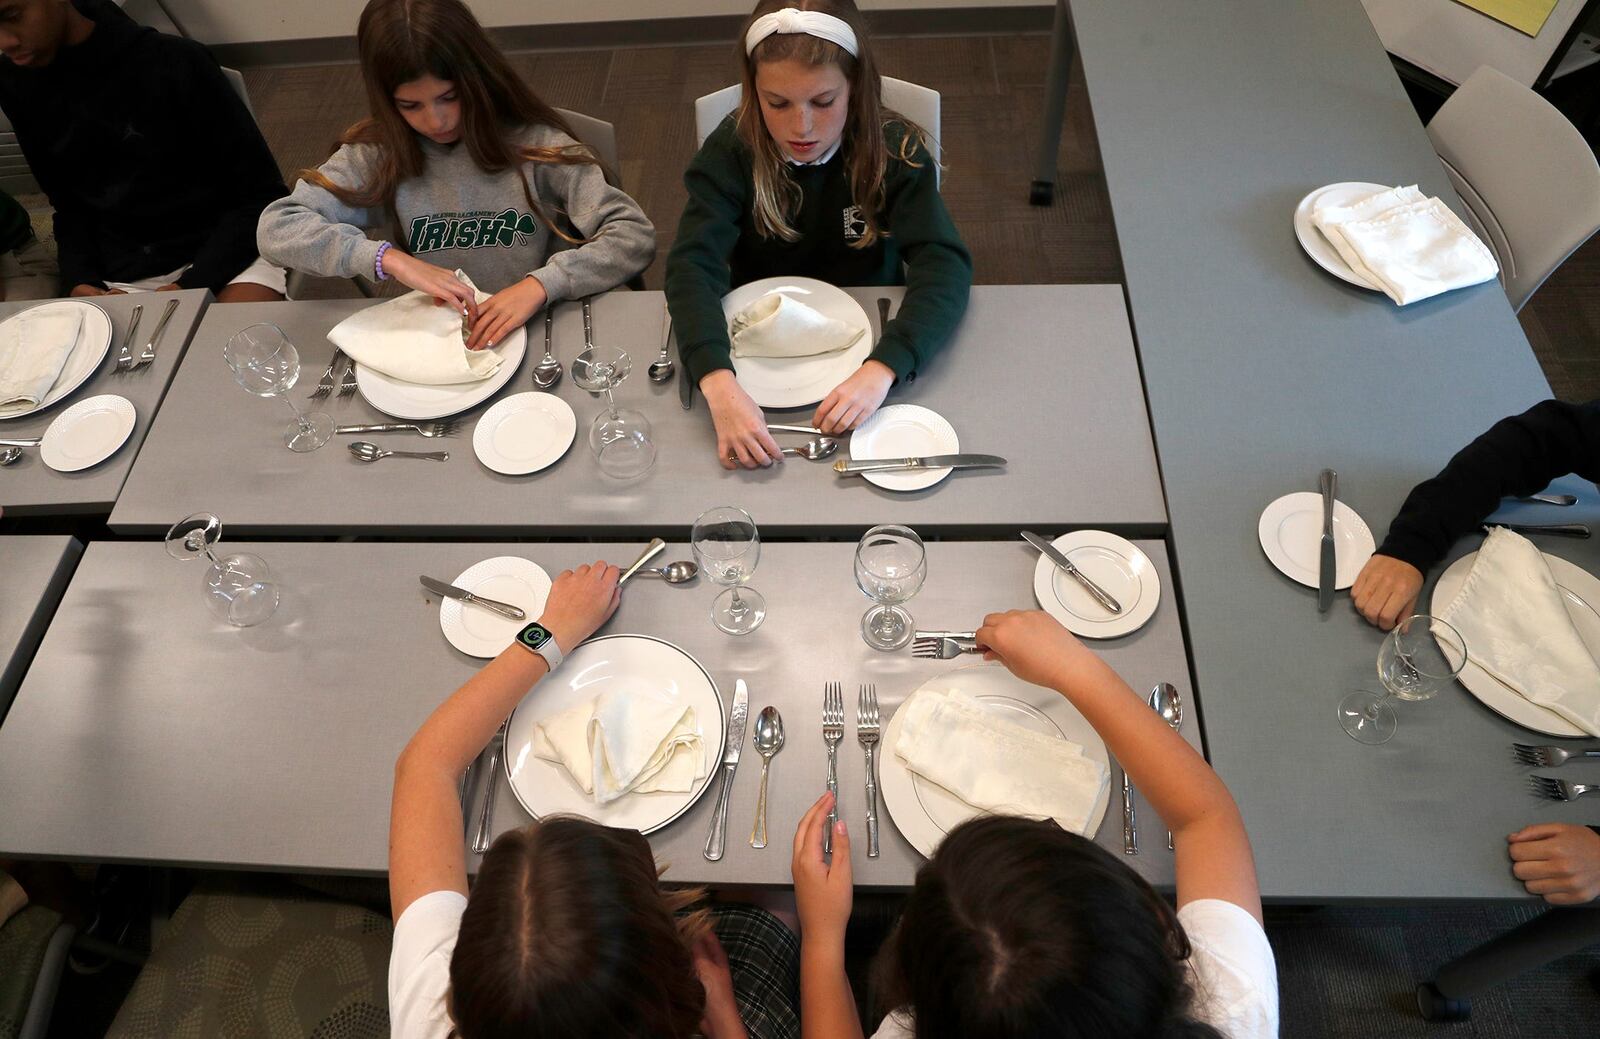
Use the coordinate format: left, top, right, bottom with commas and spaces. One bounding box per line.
0, 307, 84, 417
531, 689, 705, 804
1313, 185, 1498, 306
1437, 527, 1600, 735
894, 687, 1108, 835
729, 292, 865, 359
326, 270, 503, 385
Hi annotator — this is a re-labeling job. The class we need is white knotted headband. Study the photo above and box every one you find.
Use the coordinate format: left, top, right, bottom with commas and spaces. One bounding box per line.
744, 8, 860, 58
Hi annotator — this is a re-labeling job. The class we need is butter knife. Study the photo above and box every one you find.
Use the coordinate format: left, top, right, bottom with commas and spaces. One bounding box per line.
1020, 530, 1123, 615
419, 575, 526, 621
675, 312, 694, 410
1318, 469, 1337, 613
704, 678, 750, 861
834, 453, 1006, 474
1122, 766, 1138, 855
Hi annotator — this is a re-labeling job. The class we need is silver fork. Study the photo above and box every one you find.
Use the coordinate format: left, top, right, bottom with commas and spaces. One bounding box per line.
911, 633, 983, 660
823, 682, 845, 855
1530, 775, 1600, 801
335, 421, 459, 438
858, 684, 881, 859
309, 349, 341, 399
471, 717, 510, 853
1513, 743, 1600, 767
338, 354, 360, 398
132, 298, 179, 370
112, 304, 143, 373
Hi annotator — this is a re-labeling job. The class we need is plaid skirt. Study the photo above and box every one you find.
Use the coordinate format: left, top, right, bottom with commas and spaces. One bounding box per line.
707, 902, 801, 1039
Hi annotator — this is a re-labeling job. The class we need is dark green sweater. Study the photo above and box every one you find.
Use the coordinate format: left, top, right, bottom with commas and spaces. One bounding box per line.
666, 119, 972, 385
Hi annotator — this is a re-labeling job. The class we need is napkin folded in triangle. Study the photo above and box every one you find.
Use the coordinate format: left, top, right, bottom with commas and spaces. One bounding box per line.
1313, 185, 1498, 306
327, 270, 504, 385
532, 689, 706, 804
0, 307, 84, 416
729, 292, 865, 359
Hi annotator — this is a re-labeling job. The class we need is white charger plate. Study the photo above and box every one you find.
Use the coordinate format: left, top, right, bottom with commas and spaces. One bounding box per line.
355, 325, 526, 420
848, 404, 959, 492
503, 634, 725, 835
1032, 530, 1160, 638
39, 394, 135, 472
1432, 550, 1600, 738
1258, 492, 1374, 590
0, 300, 113, 420
721, 277, 873, 409
880, 664, 1111, 859
472, 392, 576, 475
437, 556, 552, 658
1292, 181, 1388, 290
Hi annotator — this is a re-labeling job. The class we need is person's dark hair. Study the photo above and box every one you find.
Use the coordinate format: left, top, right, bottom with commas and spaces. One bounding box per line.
447, 817, 710, 1039
874, 815, 1225, 1039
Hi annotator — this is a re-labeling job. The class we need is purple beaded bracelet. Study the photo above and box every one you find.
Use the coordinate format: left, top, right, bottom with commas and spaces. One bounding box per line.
374, 241, 392, 281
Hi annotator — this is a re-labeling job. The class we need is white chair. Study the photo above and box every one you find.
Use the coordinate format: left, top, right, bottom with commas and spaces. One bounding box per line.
554, 107, 620, 186
693, 77, 941, 185
221, 66, 255, 120
1427, 65, 1600, 312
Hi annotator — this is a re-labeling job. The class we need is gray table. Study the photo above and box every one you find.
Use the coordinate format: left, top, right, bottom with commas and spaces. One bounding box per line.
0, 535, 80, 719
1069, 0, 1559, 900
109, 286, 1166, 536
0, 539, 1195, 889
0, 291, 208, 517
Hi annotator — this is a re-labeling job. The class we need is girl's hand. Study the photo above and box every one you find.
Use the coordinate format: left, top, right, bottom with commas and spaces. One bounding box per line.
1508, 823, 1600, 905
467, 276, 546, 350
975, 610, 1094, 691
812, 360, 894, 434
536, 562, 621, 652
1350, 554, 1424, 631
702, 369, 783, 470
692, 933, 749, 1039
382, 251, 479, 326
791, 792, 853, 945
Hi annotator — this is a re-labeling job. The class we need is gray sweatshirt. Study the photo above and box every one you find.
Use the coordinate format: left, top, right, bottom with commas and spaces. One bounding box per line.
257, 124, 655, 299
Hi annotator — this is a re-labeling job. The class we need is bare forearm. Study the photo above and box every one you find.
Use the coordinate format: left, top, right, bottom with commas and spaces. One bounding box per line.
401, 644, 548, 780
800, 946, 864, 1039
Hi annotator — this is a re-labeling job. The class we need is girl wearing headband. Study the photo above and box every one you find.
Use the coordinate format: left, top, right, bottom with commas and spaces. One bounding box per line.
666, 0, 973, 469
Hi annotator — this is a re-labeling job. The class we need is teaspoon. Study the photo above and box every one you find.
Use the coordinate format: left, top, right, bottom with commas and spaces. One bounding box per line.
1151, 682, 1183, 850
0, 447, 22, 466
632, 560, 699, 584
750, 706, 785, 848
649, 312, 675, 383
782, 437, 839, 460
348, 441, 449, 463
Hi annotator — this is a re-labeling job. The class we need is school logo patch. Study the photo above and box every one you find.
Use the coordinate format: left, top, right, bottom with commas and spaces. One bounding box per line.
842, 205, 867, 241
406, 208, 540, 255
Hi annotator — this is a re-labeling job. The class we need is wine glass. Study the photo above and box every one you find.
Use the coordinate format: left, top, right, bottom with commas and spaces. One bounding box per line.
855, 524, 927, 651
573, 328, 655, 479
223, 324, 332, 453
164, 512, 280, 627
692, 506, 766, 635
1338, 614, 1467, 745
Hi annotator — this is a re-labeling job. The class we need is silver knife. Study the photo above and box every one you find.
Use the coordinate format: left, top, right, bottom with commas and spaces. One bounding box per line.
1020, 530, 1123, 615
833, 453, 1006, 474
1318, 469, 1337, 613
419, 575, 526, 621
704, 679, 749, 861
1121, 766, 1138, 855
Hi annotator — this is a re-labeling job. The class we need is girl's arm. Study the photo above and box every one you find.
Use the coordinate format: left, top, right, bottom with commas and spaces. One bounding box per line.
256, 144, 385, 281
791, 793, 866, 1039
526, 148, 656, 303
388, 563, 621, 920
975, 610, 1263, 923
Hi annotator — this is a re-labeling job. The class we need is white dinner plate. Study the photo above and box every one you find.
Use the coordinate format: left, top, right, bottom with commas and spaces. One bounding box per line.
437, 556, 552, 659
503, 634, 725, 835
1431, 550, 1600, 738
39, 394, 135, 472
1293, 181, 1388, 291
1031, 530, 1160, 638
721, 277, 873, 409
355, 325, 527, 420
848, 404, 959, 492
472, 392, 576, 475
0, 300, 113, 420
1258, 492, 1374, 590
880, 664, 1111, 859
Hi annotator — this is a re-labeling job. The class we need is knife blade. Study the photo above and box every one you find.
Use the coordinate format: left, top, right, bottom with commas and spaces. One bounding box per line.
833, 453, 1007, 475
704, 679, 749, 861
1020, 530, 1123, 615
419, 575, 526, 621
675, 316, 694, 410
1318, 469, 1337, 613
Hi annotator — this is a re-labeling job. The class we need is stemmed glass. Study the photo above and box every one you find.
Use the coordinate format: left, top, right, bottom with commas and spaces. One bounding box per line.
692, 506, 766, 635
223, 324, 332, 453
855, 524, 927, 651
164, 512, 280, 627
572, 309, 654, 479
1338, 614, 1467, 745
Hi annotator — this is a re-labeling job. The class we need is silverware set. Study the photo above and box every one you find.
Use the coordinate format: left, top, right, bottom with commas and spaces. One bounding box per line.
1022, 530, 1122, 615
816, 682, 882, 858
309, 349, 359, 400
110, 299, 178, 374
1515, 742, 1600, 801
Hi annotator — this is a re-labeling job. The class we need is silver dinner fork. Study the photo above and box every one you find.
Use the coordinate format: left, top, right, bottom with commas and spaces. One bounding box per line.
112, 304, 143, 373
309, 350, 341, 399
823, 682, 845, 855
1530, 775, 1600, 802
471, 717, 510, 854
132, 298, 179, 370
911, 633, 983, 660
1513, 743, 1600, 767
338, 353, 360, 398
335, 420, 459, 438
858, 684, 881, 859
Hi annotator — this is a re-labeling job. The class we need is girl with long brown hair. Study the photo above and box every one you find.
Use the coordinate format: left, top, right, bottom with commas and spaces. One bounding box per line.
665, 0, 972, 470
258, 0, 653, 350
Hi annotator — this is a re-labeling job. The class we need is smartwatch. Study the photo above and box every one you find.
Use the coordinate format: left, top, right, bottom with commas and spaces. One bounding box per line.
515, 622, 563, 672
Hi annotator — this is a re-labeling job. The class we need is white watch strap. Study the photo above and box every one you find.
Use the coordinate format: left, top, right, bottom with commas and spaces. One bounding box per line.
535, 636, 563, 671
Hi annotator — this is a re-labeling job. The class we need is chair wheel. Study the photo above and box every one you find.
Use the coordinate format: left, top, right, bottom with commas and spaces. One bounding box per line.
1416, 982, 1470, 1022
1029, 180, 1055, 206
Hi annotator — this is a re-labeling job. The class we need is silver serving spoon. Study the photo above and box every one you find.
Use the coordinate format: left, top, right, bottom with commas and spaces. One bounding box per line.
1151, 682, 1183, 850
348, 441, 448, 463
0, 447, 22, 466
532, 307, 562, 390
1517, 493, 1577, 506
750, 706, 785, 848
781, 437, 839, 460
631, 560, 699, 584
649, 312, 675, 383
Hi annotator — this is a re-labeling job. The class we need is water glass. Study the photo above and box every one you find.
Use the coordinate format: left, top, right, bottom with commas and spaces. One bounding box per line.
692, 505, 766, 635
855, 524, 927, 650
1338, 614, 1467, 745
223, 324, 332, 453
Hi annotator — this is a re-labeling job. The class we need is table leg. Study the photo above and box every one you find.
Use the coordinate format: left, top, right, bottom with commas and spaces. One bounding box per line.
1031, 0, 1076, 206
1416, 906, 1600, 1022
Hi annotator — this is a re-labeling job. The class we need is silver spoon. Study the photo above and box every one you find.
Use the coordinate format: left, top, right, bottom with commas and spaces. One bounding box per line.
532, 307, 562, 390
347, 441, 448, 463
781, 437, 839, 460
0, 447, 22, 466
649, 312, 675, 383
1151, 682, 1183, 850
631, 560, 699, 584
750, 706, 785, 848
1517, 493, 1577, 506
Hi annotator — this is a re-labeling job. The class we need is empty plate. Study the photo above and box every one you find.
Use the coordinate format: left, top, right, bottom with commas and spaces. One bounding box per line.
1292, 181, 1387, 290
40, 394, 135, 472
437, 556, 552, 658
1258, 492, 1374, 590
1031, 530, 1160, 638
849, 404, 959, 492
473, 392, 577, 475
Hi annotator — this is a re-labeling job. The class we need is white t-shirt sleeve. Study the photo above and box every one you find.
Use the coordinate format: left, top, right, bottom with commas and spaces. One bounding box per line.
388, 890, 469, 1039
869, 1008, 916, 1039
1177, 899, 1280, 1039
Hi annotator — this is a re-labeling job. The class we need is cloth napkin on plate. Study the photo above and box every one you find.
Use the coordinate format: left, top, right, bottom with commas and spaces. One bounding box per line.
531, 689, 705, 804
728, 292, 865, 359
326, 270, 503, 385
1312, 185, 1498, 306
1436, 527, 1600, 735
0, 307, 84, 417
894, 687, 1109, 835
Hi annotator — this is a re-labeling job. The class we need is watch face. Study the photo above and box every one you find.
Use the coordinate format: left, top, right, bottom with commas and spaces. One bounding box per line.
517, 623, 552, 651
